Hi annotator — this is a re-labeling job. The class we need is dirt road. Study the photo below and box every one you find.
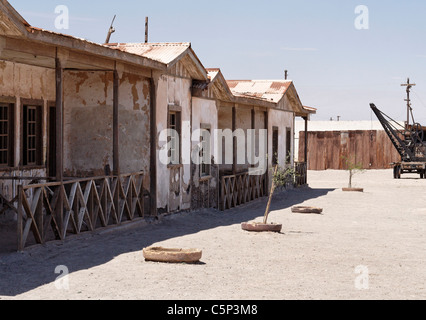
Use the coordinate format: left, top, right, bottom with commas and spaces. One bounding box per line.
1, 169, 425, 300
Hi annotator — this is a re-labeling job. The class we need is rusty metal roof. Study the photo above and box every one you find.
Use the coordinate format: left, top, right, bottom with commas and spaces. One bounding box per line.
106, 42, 191, 65
226, 80, 292, 103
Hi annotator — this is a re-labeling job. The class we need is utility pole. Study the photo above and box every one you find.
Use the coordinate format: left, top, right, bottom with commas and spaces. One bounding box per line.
145, 17, 149, 43
401, 78, 416, 129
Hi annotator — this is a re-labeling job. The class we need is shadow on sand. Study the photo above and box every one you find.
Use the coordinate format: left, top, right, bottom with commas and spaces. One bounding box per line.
0, 186, 334, 296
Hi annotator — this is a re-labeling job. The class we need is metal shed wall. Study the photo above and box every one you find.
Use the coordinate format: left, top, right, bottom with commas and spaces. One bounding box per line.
299, 130, 401, 170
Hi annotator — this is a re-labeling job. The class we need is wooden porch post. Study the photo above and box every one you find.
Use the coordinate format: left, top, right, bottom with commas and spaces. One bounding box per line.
264, 110, 269, 195
113, 68, 120, 176
149, 77, 157, 216
232, 105, 237, 175
55, 58, 63, 182
251, 108, 255, 167
304, 116, 308, 184
304, 116, 308, 163
55, 57, 64, 237
17, 184, 23, 251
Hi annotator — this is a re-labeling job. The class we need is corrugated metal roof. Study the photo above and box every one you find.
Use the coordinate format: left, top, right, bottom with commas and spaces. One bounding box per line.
106, 42, 191, 65
226, 80, 292, 103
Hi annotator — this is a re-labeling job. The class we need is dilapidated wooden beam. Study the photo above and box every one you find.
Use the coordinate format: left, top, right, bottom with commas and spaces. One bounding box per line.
55, 57, 63, 182
113, 67, 119, 176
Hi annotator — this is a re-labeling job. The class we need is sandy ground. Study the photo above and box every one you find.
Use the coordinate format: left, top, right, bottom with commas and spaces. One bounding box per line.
0, 169, 426, 300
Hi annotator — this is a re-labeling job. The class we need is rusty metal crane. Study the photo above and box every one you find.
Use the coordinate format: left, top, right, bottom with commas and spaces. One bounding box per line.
370, 80, 426, 178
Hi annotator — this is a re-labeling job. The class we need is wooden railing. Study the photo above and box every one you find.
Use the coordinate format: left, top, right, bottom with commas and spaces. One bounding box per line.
16, 171, 144, 251
220, 172, 267, 211
295, 162, 307, 186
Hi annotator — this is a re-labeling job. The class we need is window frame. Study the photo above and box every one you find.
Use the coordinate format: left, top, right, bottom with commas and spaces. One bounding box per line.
167, 106, 182, 166
199, 123, 211, 178
21, 99, 43, 167
286, 127, 292, 164
272, 126, 279, 166
0, 97, 15, 168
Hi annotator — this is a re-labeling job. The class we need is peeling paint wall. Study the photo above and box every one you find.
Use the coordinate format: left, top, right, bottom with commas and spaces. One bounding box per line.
217, 104, 233, 173
268, 108, 294, 186
0, 60, 54, 204
156, 74, 192, 213
191, 97, 218, 209
235, 105, 252, 173
63, 70, 151, 190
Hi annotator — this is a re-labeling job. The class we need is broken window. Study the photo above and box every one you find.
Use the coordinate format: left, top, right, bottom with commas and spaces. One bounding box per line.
0, 102, 14, 167
22, 104, 42, 166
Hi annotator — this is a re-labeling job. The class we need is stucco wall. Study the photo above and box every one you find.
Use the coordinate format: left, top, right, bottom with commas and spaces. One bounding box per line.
63, 70, 151, 189
0, 60, 54, 203
268, 108, 294, 168
191, 97, 218, 209
156, 74, 192, 212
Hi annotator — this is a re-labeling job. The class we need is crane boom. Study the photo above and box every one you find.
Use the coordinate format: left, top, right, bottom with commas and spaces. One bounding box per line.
370, 103, 415, 161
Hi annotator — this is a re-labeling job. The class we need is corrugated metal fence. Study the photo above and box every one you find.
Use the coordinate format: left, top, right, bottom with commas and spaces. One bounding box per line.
299, 130, 401, 170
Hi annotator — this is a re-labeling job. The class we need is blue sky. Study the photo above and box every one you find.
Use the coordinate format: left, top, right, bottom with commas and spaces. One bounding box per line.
8, 0, 426, 122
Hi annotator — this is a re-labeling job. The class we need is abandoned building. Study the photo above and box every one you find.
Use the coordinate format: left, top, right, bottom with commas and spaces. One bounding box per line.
0, 0, 315, 251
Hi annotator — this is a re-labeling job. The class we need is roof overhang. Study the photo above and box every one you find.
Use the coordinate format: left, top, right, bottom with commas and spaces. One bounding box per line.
106, 42, 207, 80
0, 0, 30, 37
0, 1, 165, 73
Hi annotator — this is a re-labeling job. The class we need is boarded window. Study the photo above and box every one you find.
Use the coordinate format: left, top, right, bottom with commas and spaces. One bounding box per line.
0, 103, 14, 167
23, 105, 42, 166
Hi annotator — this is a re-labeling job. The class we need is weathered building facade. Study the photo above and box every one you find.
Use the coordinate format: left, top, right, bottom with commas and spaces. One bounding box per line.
0, 0, 314, 250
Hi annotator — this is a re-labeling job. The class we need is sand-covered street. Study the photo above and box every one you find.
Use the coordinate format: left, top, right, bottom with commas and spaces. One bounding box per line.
1, 169, 425, 300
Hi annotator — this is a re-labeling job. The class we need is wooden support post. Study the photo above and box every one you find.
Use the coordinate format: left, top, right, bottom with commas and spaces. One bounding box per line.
232, 105, 237, 175
304, 116, 308, 164
17, 184, 23, 252
264, 110, 269, 195
149, 77, 157, 217
251, 108, 255, 167
113, 68, 120, 176
304, 116, 308, 184
55, 57, 64, 233
55, 58, 63, 182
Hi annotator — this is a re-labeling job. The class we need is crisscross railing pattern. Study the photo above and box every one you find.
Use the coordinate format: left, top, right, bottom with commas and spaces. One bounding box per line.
17, 171, 144, 250
220, 172, 266, 211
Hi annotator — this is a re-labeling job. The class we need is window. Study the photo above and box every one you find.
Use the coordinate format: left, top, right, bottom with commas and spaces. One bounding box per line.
286, 128, 291, 164
22, 104, 42, 166
272, 126, 279, 166
200, 125, 211, 177
0, 102, 14, 167
168, 110, 181, 165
